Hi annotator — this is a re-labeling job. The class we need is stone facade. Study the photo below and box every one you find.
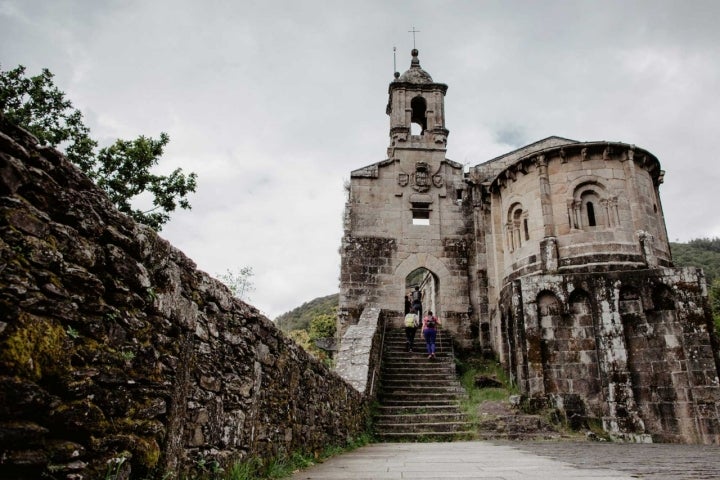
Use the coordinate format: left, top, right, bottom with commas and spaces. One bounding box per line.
339, 49, 474, 346
339, 50, 720, 443
0, 116, 368, 479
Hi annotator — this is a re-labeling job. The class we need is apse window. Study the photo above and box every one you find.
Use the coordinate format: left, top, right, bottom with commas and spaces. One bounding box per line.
412, 202, 431, 226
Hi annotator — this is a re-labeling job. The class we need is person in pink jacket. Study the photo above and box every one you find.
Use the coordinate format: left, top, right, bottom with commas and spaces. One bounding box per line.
422, 311, 440, 359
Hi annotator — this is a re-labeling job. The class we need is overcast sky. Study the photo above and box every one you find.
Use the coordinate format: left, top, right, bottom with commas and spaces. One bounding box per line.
2, 0, 719, 319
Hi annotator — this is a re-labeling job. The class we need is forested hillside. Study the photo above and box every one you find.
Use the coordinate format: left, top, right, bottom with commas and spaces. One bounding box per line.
671, 238, 720, 332
274, 293, 338, 332
671, 238, 720, 284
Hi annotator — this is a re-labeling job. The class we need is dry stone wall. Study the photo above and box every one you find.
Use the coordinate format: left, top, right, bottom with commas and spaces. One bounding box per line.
0, 116, 367, 479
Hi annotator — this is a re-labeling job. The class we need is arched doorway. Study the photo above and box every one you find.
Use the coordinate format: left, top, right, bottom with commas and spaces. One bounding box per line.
405, 267, 438, 319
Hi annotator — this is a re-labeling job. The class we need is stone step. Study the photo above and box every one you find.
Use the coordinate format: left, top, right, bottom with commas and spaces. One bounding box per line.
379, 398, 461, 407
385, 337, 452, 344
383, 364, 454, 371
383, 350, 453, 363
382, 379, 463, 388
381, 387, 465, 396
384, 342, 453, 351
382, 357, 455, 376
374, 430, 477, 442
381, 385, 466, 395
382, 358, 454, 367
375, 413, 468, 424
381, 378, 457, 386
382, 370, 455, 378
374, 421, 472, 434
385, 336, 453, 343
382, 365, 457, 381
376, 404, 464, 415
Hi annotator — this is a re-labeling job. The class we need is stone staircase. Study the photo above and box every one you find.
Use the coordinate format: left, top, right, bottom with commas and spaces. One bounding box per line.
373, 328, 475, 442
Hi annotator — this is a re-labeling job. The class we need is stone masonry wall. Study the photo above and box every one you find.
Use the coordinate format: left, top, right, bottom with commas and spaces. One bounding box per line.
0, 117, 367, 479
338, 235, 396, 336
506, 268, 720, 444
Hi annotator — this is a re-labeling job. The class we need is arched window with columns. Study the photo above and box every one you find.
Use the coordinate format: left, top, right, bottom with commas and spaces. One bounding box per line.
506, 203, 529, 252
568, 181, 619, 230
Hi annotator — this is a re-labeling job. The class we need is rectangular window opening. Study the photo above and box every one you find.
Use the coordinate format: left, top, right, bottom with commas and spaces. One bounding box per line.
412, 202, 431, 226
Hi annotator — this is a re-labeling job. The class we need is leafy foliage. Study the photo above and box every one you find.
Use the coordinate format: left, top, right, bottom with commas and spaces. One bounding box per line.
671, 239, 720, 333
217, 267, 255, 302
286, 329, 329, 364
688, 237, 720, 254
279, 296, 338, 364
709, 279, 720, 333
671, 240, 720, 285
0, 64, 197, 230
0, 65, 96, 167
308, 313, 336, 341
275, 293, 338, 332
285, 313, 337, 365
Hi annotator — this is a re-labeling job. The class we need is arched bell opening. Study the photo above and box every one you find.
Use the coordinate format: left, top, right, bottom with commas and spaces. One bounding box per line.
410, 95, 427, 134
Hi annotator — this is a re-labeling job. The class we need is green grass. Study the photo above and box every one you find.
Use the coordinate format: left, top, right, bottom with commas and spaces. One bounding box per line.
455, 354, 517, 422
217, 432, 374, 480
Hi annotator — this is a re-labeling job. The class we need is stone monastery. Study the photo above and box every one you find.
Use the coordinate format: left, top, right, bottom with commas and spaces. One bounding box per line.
338, 49, 720, 443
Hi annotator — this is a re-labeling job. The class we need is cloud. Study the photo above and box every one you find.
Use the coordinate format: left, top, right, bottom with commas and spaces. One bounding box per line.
3, 0, 720, 317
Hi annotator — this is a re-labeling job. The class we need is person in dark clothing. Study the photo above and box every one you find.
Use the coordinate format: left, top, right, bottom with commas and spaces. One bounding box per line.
411, 286, 423, 318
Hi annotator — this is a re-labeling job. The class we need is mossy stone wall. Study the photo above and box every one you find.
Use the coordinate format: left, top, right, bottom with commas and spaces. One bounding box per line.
0, 116, 367, 479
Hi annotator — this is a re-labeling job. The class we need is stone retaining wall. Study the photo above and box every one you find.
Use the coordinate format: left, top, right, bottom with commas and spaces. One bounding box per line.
334, 306, 384, 396
0, 116, 368, 479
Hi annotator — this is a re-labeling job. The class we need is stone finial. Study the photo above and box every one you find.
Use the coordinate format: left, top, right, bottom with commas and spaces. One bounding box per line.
411, 48, 420, 66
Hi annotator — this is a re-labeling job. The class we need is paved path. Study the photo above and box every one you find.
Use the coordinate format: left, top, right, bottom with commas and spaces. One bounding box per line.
289, 441, 720, 480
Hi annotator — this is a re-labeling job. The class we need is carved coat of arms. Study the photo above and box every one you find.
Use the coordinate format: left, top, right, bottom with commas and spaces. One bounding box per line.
412, 162, 430, 193
397, 162, 444, 193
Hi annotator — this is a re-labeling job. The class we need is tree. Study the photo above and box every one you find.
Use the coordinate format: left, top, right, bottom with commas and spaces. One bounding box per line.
274, 293, 338, 331
709, 278, 720, 334
689, 237, 720, 254
217, 267, 255, 302
308, 313, 336, 341
287, 329, 330, 365
670, 240, 720, 285
0, 65, 197, 231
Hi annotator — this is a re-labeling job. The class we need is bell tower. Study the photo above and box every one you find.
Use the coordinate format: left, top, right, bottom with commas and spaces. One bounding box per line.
386, 49, 449, 158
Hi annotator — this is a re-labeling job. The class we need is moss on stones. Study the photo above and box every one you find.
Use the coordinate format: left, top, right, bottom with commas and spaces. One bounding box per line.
0, 313, 71, 381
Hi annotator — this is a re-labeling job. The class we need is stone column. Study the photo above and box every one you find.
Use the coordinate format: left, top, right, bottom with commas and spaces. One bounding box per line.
536, 155, 556, 238
622, 147, 643, 232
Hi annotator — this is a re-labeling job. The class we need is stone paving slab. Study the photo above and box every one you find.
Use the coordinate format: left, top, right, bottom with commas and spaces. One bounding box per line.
289, 442, 639, 479
506, 441, 720, 479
